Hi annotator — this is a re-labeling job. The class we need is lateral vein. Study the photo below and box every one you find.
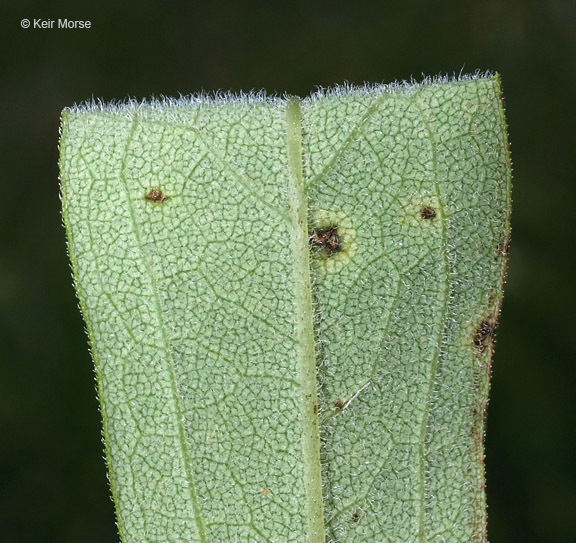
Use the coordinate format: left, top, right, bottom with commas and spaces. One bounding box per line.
118, 119, 208, 543
414, 95, 452, 543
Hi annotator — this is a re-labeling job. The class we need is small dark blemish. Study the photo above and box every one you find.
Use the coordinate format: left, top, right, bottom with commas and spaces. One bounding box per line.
420, 206, 437, 220
473, 319, 496, 353
487, 290, 497, 309
313, 404, 318, 415
145, 188, 167, 203
310, 225, 342, 256
334, 400, 344, 410
351, 511, 361, 522
497, 234, 511, 258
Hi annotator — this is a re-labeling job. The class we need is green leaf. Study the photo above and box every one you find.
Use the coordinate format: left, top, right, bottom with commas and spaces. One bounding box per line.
60, 74, 511, 543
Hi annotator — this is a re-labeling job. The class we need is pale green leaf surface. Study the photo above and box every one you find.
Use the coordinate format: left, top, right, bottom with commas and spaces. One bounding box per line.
60, 74, 510, 543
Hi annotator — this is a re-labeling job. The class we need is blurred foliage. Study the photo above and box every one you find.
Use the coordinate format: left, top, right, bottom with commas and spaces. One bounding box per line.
1, 1, 574, 541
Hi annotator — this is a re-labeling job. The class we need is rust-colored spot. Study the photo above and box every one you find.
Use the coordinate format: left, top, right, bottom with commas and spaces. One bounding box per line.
473, 319, 496, 353
334, 400, 344, 410
313, 404, 318, 415
309, 225, 341, 256
145, 188, 167, 203
497, 234, 511, 258
420, 206, 437, 220
487, 289, 497, 308
261, 488, 270, 494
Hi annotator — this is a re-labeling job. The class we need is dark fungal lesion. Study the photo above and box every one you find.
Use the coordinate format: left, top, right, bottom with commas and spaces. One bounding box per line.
473, 319, 496, 353
145, 188, 167, 203
420, 206, 437, 220
308, 210, 357, 273
309, 225, 342, 257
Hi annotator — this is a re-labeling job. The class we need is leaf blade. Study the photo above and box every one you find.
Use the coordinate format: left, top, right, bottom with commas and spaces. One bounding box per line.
60, 74, 511, 543
61, 102, 311, 541
305, 75, 510, 541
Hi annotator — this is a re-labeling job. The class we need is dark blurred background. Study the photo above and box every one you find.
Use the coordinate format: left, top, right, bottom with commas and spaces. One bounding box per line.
1, 1, 574, 541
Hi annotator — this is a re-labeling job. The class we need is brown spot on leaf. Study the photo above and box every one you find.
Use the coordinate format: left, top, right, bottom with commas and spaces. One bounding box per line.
420, 206, 437, 220
313, 404, 318, 415
473, 319, 496, 353
310, 225, 341, 256
334, 400, 344, 410
351, 511, 361, 522
497, 234, 511, 258
145, 188, 167, 203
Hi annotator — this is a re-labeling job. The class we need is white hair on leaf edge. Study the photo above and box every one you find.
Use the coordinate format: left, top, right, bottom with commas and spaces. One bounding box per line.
64, 70, 497, 115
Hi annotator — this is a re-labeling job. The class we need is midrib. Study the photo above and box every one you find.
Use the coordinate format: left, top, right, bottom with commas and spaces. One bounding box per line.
286, 98, 326, 543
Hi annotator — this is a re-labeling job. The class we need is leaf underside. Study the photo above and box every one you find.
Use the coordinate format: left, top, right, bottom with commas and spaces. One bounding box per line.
60, 74, 511, 543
